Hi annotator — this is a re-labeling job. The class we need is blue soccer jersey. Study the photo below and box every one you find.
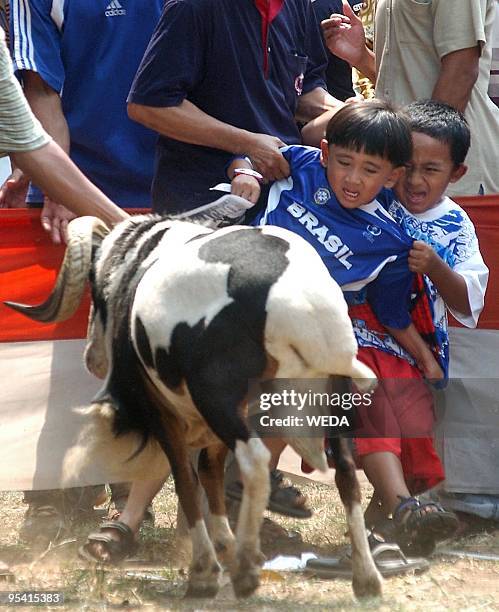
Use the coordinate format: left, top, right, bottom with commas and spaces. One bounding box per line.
11, 0, 163, 207
254, 146, 416, 335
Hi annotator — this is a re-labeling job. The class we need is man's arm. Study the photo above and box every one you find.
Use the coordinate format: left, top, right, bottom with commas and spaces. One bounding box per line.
127, 99, 290, 181
23, 71, 70, 153
295, 87, 343, 124
21, 71, 77, 243
11, 140, 128, 227
320, 2, 376, 82
431, 46, 480, 113
301, 107, 341, 147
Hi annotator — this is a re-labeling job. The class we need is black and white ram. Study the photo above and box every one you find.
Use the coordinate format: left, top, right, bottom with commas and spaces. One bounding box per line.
7, 213, 381, 599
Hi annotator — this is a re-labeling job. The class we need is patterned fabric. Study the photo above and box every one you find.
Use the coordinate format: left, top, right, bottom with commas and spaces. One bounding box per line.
349, 278, 442, 374
387, 196, 489, 379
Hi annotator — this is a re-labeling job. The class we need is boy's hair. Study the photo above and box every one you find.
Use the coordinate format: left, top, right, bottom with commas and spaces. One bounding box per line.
325, 99, 412, 167
404, 99, 471, 166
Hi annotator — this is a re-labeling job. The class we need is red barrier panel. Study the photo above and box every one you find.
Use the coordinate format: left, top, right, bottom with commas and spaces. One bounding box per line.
0, 210, 90, 341
449, 196, 499, 329
1, 199, 498, 342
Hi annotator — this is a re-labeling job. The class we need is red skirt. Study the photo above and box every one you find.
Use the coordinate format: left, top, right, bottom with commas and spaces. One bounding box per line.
301, 301, 445, 495
354, 345, 444, 494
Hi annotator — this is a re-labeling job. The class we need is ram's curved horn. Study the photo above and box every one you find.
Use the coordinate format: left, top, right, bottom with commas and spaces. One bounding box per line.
4, 216, 110, 322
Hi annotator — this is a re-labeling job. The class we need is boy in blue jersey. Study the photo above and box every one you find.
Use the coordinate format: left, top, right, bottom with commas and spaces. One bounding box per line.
229, 100, 456, 557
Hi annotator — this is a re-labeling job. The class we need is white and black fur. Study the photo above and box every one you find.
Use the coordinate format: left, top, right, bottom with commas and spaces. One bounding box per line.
6, 213, 381, 599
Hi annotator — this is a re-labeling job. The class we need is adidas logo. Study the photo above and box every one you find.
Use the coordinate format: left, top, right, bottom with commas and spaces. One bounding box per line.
105, 0, 126, 17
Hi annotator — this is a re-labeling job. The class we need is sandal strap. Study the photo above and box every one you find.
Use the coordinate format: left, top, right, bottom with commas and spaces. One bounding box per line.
100, 520, 134, 538
29, 504, 62, 517
270, 469, 284, 485
269, 469, 302, 497
370, 542, 409, 563
394, 496, 450, 525
393, 496, 421, 525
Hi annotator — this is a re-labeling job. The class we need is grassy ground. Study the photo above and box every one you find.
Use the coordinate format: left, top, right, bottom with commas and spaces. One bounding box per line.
1, 478, 498, 610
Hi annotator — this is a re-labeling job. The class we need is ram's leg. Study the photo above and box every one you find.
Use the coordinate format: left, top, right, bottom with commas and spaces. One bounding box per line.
157, 415, 221, 598
198, 444, 236, 568
329, 437, 383, 598
231, 436, 271, 598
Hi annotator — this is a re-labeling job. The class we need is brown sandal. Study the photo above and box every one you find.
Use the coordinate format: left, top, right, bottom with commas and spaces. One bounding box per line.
79, 521, 138, 564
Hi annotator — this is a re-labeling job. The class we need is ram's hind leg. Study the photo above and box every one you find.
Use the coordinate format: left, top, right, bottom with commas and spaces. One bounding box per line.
157, 414, 221, 598
329, 437, 382, 598
198, 444, 236, 568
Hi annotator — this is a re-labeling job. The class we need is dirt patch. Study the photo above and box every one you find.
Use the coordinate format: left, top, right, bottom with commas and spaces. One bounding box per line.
1, 479, 498, 610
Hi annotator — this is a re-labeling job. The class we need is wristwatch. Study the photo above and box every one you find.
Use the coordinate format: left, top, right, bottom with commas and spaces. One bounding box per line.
233, 168, 264, 184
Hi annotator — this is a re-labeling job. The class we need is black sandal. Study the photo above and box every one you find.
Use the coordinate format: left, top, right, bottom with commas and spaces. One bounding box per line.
306, 532, 429, 578
79, 521, 138, 564
225, 469, 312, 519
393, 496, 459, 557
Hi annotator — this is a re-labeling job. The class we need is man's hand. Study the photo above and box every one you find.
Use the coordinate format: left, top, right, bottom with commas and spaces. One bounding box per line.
321, 1, 367, 66
0, 168, 30, 208
231, 174, 261, 204
408, 241, 439, 275
245, 134, 290, 182
40, 198, 77, 245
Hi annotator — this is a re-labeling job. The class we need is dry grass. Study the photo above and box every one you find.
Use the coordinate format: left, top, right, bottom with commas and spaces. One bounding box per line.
1, 478, 498, 610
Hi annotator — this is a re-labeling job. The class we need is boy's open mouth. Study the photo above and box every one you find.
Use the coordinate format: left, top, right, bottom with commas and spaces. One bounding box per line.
405, 190, 427, 205
343, 188, 360, 200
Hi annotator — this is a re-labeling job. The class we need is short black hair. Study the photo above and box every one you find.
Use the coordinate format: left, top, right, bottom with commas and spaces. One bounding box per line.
325, 99, 412, 167
404, 99, 470, 166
